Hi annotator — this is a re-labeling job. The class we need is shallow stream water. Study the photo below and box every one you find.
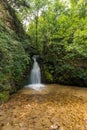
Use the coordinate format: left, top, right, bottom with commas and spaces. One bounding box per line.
0, 84, 87, 130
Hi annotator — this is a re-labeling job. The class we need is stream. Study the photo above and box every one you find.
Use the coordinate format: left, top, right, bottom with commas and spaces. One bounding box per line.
0, 84, 87, 130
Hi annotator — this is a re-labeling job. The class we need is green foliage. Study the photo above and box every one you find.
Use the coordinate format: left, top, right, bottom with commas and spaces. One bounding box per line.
3, 0, 87, 87
0, 29, 30, 85
26, 0, 87, 86
0, 1, 30, 103
43, 65, 53, 83
0, 91, 9, 103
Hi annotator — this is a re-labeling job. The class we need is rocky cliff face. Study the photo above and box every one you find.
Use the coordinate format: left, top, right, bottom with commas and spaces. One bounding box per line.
0, 0, 30, 103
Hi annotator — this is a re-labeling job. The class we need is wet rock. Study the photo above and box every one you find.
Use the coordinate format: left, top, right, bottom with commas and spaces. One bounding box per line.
19, 123, 24, 127
50, 124, 64, 130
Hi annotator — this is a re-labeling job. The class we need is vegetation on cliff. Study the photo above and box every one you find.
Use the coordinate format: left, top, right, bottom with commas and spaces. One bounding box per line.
0, 0, 30, 103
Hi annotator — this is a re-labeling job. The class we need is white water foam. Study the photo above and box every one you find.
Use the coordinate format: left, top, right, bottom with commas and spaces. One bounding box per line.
25, 84, 45, 90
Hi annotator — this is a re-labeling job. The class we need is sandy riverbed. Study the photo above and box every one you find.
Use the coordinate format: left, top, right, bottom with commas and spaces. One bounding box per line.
0, 84, 87, 130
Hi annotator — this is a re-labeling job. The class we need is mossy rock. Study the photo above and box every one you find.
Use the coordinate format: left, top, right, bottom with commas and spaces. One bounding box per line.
42, 65, 53, 83
0, 91, 9, 103
45, 71, 53, 82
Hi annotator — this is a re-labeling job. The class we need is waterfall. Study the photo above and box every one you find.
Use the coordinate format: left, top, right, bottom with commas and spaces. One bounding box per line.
25, 55, 44, 90
30, 56, 41, 84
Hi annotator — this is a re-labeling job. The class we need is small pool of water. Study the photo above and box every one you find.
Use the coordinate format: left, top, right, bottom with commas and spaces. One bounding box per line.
22, 84, 87, 99
0, 84, 87, 130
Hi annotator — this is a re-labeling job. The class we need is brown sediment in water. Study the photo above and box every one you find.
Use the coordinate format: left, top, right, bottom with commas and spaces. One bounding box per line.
0, 84, 87, 130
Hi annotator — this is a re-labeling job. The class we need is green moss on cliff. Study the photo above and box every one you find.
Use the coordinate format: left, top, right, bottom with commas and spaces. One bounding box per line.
0, 1, 30, 103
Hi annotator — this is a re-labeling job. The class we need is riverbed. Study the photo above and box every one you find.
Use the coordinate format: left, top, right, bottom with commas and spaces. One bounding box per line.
0, 84, 87, 130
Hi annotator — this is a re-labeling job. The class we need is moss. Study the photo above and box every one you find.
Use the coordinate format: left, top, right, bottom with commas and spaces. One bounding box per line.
0, 1, 30, 100
0, 91, 9, 103
42, 65, 53, 83
45, 71, 53, 82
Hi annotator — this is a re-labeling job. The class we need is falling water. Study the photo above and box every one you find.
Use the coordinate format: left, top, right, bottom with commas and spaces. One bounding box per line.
30, 56, 41, 84
25, 56, 44, 90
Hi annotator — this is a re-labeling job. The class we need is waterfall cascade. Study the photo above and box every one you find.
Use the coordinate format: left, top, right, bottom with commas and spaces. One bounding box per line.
25, 56, 44, 90
30, 56, 41, 84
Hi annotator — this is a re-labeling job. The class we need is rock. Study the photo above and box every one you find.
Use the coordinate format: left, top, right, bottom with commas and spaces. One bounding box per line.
19, 123, 24, 127
58, 126, 64, 130
50, 124, 64, 130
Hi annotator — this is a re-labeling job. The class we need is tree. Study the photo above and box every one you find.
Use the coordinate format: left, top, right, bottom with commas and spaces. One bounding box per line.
4, 0, 87, 85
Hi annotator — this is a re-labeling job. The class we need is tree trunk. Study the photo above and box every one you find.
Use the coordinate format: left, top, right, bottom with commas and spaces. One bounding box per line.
35, 12, 38, 47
